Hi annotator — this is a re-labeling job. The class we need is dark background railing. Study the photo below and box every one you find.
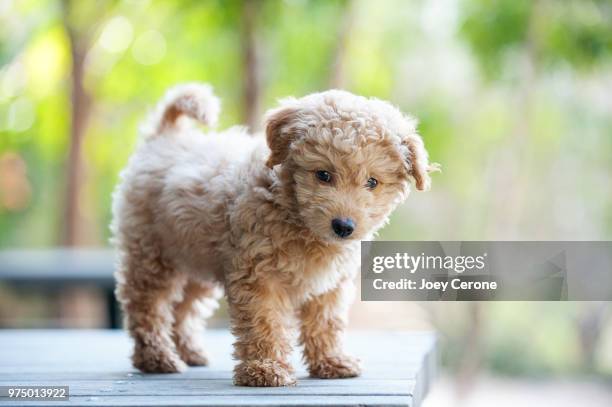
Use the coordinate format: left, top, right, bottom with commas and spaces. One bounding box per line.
0, 249, 120, 328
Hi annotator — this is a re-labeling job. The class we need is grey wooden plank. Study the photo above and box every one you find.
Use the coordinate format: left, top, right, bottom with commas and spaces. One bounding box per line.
0, 371, 419, 381
0, 330, 435, 370
0, 330, 437, 407
0, 379, 415, 396
0, 394, 413, 407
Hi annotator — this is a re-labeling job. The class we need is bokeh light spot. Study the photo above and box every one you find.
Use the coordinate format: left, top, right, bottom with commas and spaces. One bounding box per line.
132, 30, 166, 65
7, 97, 35, 132
24, 27, 68, 98
99, 16, 134, 53
0, 61, 26, 102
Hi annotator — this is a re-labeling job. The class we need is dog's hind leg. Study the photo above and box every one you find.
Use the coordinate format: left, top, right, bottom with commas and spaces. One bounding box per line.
172, 279, 222, 366
115, 245, 187, 373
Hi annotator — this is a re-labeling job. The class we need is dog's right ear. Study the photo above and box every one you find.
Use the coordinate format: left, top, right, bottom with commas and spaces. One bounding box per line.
264, 104, 301, 168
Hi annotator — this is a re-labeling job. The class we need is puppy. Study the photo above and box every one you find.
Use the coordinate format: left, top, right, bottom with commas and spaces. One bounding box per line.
112, 83, 436, 386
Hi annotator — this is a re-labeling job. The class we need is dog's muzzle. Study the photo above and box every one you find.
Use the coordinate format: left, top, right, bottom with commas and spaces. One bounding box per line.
331, 218, 355, 238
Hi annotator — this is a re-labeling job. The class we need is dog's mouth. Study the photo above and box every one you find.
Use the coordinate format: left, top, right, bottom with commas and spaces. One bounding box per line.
331, 233, 358, 243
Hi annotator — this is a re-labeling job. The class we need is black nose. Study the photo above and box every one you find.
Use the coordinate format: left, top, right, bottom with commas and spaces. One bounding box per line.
331, 218, 355, 238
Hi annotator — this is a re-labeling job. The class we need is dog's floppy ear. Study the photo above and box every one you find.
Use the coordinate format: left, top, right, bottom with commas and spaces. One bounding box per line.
264, 102, 302, 168
401, 132, 440, 191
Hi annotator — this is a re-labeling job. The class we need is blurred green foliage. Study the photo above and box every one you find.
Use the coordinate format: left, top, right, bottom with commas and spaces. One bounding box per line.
1, 0, 610, 246
461, 0, 612, 78
437, 302, 588, 377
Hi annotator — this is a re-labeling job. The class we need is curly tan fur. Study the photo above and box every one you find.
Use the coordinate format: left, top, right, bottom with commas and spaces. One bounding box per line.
112, 83, 436, 386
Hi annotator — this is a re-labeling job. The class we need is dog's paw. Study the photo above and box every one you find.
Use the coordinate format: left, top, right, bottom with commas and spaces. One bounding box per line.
309, 354, 361, 379
234, 359, 296, 387
179, 347, 210, 367
132, 347, 187, 373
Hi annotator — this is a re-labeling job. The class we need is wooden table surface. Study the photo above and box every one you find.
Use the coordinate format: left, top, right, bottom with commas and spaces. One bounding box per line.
0, 330, 437, 407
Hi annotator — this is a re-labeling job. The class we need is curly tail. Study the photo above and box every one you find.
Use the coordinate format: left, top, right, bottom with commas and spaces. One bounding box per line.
141, 83, 221, 138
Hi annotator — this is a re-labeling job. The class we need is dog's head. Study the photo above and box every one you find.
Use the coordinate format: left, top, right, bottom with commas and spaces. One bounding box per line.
265, 90, 437, 243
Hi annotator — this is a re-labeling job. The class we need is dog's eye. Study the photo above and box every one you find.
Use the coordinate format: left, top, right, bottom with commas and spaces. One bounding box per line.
315, 170, 332, 183
366, 177, 378, 189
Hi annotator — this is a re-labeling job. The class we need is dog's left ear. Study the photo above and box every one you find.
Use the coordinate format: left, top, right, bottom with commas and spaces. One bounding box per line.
264, 102, 303, 168
401, 132, 440, 191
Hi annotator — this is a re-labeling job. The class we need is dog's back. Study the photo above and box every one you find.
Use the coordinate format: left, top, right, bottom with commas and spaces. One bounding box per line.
111, 84, 267, 281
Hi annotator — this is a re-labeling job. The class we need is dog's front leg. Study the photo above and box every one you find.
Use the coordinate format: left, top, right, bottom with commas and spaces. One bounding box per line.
299, 278, 361, 379
229, 284, 296, 387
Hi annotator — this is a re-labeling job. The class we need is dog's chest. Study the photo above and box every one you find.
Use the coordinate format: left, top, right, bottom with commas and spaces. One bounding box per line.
278, 241, 359, 300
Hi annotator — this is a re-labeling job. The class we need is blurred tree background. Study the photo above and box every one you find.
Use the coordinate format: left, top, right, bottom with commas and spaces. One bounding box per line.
1, 0, 611, 385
